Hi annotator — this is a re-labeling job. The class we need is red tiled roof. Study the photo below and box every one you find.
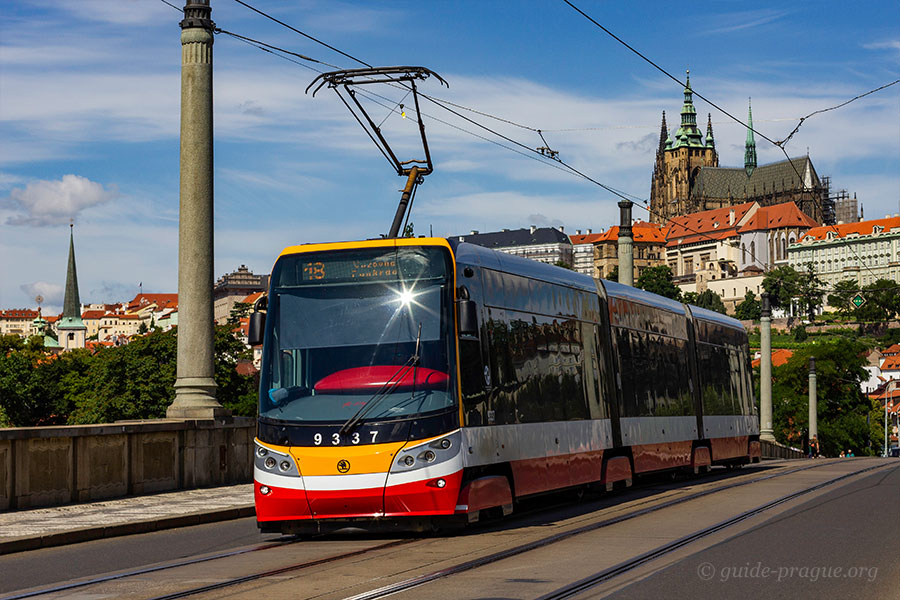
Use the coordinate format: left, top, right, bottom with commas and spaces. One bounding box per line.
1, 309, 40, 319
881, 355, 900, 372
882, 344, 900, 356
594, 221, 667, 243
666, 202, 756, 247
569, 232, 605, 245
242, 291, 265, 305
81, 310, 108, 320
127, 293, 178, 312
752, 348, 794, 368
800, 216, 900, 242
737, 202, 818, 233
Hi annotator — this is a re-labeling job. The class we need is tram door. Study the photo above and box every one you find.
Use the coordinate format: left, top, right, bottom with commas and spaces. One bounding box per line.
457, 264, 491, 426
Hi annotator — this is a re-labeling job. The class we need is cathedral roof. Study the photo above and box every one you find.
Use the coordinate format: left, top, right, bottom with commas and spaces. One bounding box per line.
689, 157, 820, 200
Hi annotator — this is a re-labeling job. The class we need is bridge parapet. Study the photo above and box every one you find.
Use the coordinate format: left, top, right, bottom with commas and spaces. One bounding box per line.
0, 418, 254, 511
760, 439, 805, 459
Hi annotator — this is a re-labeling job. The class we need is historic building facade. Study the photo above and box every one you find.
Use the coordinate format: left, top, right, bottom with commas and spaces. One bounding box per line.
788, 216, 900, 289
650, 73, 828, 226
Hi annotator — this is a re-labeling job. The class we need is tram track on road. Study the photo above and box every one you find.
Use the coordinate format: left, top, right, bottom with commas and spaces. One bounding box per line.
4, 459, 866, 600
342, 460, 892, 600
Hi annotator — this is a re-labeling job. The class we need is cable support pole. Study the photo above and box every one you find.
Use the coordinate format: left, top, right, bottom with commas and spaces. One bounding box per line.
389, 167, 420, 238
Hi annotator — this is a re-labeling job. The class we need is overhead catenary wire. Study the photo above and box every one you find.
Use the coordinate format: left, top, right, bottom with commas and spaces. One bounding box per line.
559, 0, 893, 281
211, 0, 890, 293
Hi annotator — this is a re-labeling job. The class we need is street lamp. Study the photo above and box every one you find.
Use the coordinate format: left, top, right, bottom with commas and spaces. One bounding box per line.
885, 380, 896, 457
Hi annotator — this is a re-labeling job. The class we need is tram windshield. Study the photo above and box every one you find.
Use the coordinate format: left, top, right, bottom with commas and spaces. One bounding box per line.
259, 245, 456, 424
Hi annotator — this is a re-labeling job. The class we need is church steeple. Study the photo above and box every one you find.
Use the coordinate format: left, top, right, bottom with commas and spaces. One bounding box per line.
57, 223, 86, 350
705, 113, 715, 149
672, 70, 704, 148
62, 224, 82, 321
744, 98, 757, 177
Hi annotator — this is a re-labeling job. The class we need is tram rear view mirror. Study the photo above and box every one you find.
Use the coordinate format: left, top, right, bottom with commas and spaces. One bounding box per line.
248, 312, 266, 346
458, 299, 478, 336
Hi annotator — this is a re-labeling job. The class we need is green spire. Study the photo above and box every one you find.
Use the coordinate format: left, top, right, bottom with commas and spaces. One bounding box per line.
705, 113, 715, 149
59, 224, 85, 330
744, 98, 757, 176
671, 70, 704, 148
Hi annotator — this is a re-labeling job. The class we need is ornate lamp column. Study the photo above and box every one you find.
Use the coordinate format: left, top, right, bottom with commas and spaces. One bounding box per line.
168, 0, 228, 418
759, 292, 775, 441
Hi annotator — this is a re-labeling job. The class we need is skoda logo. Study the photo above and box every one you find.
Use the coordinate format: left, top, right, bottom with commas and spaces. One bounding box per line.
336, 459, 351, 473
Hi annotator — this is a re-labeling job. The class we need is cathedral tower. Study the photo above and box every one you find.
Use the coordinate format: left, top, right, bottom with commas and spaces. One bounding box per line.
649, 71, 719, 224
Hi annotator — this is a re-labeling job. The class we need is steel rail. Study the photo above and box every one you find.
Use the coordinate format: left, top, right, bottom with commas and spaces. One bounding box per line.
536, 461, 897, 600
341, 459, 856, 600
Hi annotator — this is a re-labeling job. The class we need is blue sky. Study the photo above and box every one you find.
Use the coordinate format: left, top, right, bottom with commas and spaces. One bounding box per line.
1, 0, 898, 314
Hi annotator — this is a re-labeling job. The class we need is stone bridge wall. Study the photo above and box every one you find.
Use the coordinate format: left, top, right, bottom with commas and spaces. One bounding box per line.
0, 418, 255, 511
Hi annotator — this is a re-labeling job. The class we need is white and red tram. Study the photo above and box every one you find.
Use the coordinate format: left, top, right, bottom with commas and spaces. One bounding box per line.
249, 237, 759, 534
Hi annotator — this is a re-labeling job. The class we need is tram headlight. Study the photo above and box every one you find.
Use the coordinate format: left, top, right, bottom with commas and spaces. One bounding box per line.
421, 450, 436, 463
279, 460, 291, 472
256, 447, 268, 457
259, 485, 271, 495
402, 455, 415, 467
265, 457, 277, 470
439, 438, 451, 450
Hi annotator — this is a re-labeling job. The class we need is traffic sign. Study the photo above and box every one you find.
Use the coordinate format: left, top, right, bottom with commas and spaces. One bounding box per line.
851, 293, 865, 308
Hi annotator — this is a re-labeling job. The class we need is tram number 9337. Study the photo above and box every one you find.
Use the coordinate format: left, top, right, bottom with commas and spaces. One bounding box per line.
313, 431, 379, 446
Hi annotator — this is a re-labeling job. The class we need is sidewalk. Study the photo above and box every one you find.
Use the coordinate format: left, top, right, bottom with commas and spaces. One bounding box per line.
0, 484, 254, 555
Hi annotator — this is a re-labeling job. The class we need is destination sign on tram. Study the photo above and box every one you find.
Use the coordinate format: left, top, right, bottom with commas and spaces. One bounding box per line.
300, 257, 398, 282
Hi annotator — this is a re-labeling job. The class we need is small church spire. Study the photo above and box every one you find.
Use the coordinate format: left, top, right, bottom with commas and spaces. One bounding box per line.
63, 223, 82, 320
705, 113, 715, 149
658, 111, 668, 154
744, 98, 757, 177
58, 223, 86, 350
672, 69, 704, 148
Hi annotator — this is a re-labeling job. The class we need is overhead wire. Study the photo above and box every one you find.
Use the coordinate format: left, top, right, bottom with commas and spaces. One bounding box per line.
559, 0, 894, 282
214, 0, 890, 294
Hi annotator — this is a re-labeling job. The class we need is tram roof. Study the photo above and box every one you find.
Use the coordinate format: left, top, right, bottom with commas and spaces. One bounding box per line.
688, 304, 746, 330
601, 278, 687, 315
450, 241, 597, 292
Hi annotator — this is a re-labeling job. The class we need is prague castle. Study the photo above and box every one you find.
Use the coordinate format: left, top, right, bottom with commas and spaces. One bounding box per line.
649, 72, 828, 226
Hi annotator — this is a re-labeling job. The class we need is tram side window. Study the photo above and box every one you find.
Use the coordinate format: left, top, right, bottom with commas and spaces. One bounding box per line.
698, 343, 736, 415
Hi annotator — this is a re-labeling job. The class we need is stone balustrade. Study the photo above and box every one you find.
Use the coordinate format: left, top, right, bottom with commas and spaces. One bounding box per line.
0, 418, 254, 511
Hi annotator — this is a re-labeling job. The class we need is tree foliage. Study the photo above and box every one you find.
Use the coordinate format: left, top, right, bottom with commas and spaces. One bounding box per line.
762, 265, 801, 311
770, 338, 881, 456
854, 279, 900, 322
734, 290, 761, 321
635, 265, 681, 300
0, 326, 258, 427
827, 279, 859, 318
689, 289, 728, 314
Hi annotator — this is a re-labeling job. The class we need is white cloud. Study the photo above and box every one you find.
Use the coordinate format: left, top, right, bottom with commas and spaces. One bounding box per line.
19, 281, 64, 311
4, 175, 119, 226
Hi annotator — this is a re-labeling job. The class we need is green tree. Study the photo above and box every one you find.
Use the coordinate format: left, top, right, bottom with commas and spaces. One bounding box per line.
770, 338, 879, 456
635, 265, 681, 300
855, 279, 900, 322
827, 279, 860, 318
554, 260, 574, 270
227, 301, 253, 325
734, 290, 761, 321
797, 262, 824, 321
762, 265, 801, 312
690, 289, 727, 314
606, 265, 619, 282
402, 222, 415, 238
213, 324, 257, 417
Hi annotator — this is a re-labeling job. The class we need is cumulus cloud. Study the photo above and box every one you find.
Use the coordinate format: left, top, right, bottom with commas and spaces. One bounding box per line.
4, 175, 118, 226
19, 281, 63, 308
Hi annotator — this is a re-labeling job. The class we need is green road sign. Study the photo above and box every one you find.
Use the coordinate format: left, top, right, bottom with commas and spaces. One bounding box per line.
851, 293, 865, 308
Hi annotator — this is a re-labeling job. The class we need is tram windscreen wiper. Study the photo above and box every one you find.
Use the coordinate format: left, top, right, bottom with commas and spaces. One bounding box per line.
339, 323, 422, 435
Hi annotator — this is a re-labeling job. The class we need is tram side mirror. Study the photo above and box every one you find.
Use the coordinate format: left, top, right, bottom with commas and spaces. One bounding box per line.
248, 312, 266, 347
458, 299, 478, 336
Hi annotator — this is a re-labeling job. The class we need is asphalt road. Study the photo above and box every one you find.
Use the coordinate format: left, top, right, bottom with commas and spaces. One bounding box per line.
605, 462, 900, 600
0, 517, 279, 595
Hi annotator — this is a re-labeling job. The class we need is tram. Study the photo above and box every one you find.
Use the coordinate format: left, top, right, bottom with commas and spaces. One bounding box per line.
249, 237, 759, 534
